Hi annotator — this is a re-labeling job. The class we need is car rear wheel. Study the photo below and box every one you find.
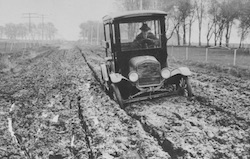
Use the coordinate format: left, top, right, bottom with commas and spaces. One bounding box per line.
177, 76, 193, 97
110, 84, 124, 108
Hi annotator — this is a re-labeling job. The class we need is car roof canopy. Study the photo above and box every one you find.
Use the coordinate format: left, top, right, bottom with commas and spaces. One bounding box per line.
103, 10, 168, 24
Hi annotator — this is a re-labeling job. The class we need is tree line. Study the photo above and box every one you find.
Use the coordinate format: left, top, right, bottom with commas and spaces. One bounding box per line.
79, 21, 103, 44
117, 0, 250, 47
79, 0, 250, 48
0, 22, 57, 41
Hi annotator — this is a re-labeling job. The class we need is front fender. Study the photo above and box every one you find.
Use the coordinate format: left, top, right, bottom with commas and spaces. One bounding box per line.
171, 67, 192, 76
109, 73, 128, 83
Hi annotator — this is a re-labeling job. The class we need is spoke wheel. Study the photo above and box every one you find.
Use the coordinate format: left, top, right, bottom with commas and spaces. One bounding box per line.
110, 84, 124, 108
177, 76, 193, 97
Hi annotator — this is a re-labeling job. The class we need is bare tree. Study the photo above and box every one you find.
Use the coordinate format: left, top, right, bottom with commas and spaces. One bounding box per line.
208, 0, 221, 46
175, 23, 182, 45
0, 26, 4, 39
206, 21, 214, 46
177, 0, 193, 45
37, 23, 44, 40
208, 0, 239, 46
5, 23, 18, 40
217, 18, 226, 46
79, 22, 89, 42
237, 0, 250, 48
2, 22, 57, 41
17, 23, 28, 40
44, 23, 57, 40
169, 6, 183, 45
29, 23, 37, 40
194, 0, 205, 46
165, 16, 181, 44
79, 21, 103, 43
187, 6, 196, 46
116, 0, 152, 11
159, 0, 193, 45
220, 0, 240, 47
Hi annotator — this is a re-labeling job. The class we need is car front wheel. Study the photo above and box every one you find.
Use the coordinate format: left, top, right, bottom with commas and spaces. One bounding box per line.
177, 76, 193, 97
110, 84, 124, 108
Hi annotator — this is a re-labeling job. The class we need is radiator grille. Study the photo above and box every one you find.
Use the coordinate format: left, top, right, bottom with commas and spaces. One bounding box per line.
137, 62, 161, 86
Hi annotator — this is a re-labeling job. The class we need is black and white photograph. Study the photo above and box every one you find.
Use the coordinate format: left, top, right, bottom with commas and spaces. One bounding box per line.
0, 0, 249, 158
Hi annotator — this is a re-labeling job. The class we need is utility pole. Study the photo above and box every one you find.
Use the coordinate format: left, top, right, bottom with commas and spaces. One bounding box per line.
39, 14, 48, 41
96, 23, 99, 45
22, 13, 40, 39
91, 25, 93, 45
154, 0, 158, 9
140, 0, 143, 10
41, 14, 45, 41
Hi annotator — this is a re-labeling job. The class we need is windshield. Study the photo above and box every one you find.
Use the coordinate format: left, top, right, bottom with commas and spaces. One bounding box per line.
120, 20, 161, 51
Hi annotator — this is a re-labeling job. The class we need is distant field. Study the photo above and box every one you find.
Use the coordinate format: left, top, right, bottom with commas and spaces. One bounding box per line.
1, 41, 249, 69
167, 46, 250, 69
0, 41, 41, 53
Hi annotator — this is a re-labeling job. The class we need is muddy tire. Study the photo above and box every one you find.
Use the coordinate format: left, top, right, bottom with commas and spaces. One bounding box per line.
177, 76, 193, 97
110, 83, 124, 108
101, 75, 109, 93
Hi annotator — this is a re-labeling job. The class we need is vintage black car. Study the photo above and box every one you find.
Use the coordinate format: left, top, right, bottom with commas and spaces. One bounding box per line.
101, 10, 193, 108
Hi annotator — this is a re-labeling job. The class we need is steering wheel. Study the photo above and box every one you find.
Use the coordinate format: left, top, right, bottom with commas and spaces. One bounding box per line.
141, 38, 155, 48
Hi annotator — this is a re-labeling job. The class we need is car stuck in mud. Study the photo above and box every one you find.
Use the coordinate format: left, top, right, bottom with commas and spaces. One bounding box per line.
100, 10, 193, 107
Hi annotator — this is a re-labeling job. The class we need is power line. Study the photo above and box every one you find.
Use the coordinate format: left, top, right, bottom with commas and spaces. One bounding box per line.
22, 13, 48, 40
37, 14, 49, 40
40, 14, 46, 40
22, 13, 40, 33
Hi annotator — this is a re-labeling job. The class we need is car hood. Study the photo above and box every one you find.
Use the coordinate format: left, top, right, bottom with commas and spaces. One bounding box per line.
129, 56, 158, 69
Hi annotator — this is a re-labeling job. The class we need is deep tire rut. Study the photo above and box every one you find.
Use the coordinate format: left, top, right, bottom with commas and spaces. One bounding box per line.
2, 44, 248, 158
78, 46, 179, 158
78, 44, 250, 159
77, 96, 94, 159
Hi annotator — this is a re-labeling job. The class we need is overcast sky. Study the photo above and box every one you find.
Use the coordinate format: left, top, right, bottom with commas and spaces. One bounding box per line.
0, 0, 117, 40
0, 0, 247, 44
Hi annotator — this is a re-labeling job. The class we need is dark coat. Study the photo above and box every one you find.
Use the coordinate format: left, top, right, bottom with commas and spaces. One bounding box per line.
134, 32, 157, 42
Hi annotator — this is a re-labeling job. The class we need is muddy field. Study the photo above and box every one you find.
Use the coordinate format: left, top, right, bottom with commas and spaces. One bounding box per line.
0, 43, 249, 159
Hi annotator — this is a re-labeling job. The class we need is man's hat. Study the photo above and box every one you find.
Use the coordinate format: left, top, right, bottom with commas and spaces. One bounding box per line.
140, 23, 151, 31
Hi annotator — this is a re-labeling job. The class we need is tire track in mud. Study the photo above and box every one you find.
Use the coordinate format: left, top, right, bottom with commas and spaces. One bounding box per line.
78, 46, 182, 158
77, 46, 172, 158
126, 97, 250, 158
178, 61, 250, 125
78, 45, 250, 158
77, 95, 94, 159
192, 75, 250, 125
194, 94, 250, 128
76, 78, 172, 158
77, 45, 194, 158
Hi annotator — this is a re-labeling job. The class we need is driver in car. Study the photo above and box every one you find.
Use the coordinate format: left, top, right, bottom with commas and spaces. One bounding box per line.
133, 23, 158, 48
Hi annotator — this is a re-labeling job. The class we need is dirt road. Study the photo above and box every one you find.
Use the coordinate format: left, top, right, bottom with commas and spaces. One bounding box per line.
0, 43, 249, 159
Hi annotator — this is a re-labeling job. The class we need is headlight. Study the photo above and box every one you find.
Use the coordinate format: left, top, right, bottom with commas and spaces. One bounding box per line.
161, 68, 170, 79
129, 71, 139, 82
